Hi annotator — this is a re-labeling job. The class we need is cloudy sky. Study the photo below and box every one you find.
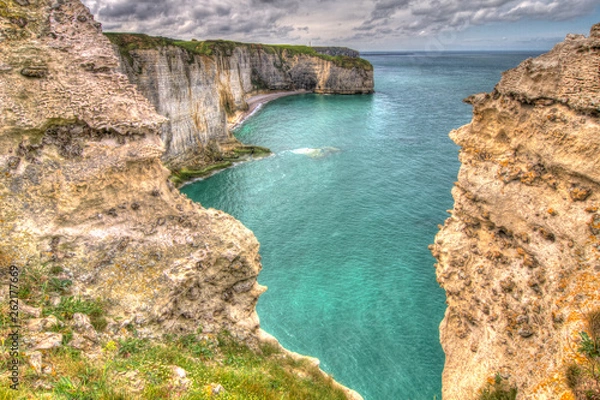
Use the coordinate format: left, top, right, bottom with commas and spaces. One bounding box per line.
83, 0, 600, 51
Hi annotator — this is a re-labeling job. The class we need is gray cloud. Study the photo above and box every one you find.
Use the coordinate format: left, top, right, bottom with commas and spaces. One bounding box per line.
83, 0, 598, 48
362, 0, 597, 34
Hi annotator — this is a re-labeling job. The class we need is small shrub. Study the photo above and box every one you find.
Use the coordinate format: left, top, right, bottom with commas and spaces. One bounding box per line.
117, 337, 148, 357
479, 374, 518, 400
176, 334, 214, 359
587, 310, 600, 345
49, 277, 72, 293
566, 364, 582, 389
580, 332, 600, 358
17, 263, 48, 302
50, 265, 64, 275
260, 341, 282, 357
567, 309, 600, 399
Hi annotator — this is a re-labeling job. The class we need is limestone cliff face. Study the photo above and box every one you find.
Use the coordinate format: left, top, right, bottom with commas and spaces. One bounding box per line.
1, 0, 264, 339
108, 35, 374, 168
431, 25, 600, 399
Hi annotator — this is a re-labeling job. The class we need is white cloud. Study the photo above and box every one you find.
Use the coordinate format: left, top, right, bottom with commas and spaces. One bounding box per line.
82, 0, 598, 48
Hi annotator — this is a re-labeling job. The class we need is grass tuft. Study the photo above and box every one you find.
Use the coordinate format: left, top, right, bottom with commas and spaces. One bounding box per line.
46, 296, 108, 331
568, 309, 600, 399
169, 161, 233, 187
479, 374, 518, 400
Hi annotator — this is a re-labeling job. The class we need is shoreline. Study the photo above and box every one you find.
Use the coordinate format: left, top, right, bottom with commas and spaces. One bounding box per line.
170, 89, 309, 188
258, 329, 364, 400
179, 89, 365, 399
228, 89, 310, 130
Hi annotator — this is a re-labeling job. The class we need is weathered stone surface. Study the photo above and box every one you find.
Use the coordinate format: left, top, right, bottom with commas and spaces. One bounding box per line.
68, 332, 95, 351
0, 1, 163, 136
27, 351, 43, 374
20, 303, 42, 318
72, 313, 98, 342
170, 365, 191, 392
209, 383, 225, 395
432, 23, 600, 399
29, 332, 63, 351
27, 316, 60, 333
20, 66, 47, 78
1, 0, 263, 341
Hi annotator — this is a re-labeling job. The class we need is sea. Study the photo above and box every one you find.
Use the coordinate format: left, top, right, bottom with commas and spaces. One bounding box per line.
181, 51, 543, 400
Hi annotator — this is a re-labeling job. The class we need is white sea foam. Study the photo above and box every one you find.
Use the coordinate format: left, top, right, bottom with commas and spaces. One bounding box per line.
290, 148, 315, 155
290, 147, 340, 158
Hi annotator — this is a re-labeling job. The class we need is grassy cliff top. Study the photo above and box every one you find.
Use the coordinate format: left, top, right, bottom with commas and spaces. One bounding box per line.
0, 261, 350, 399
104, 32, 373, 71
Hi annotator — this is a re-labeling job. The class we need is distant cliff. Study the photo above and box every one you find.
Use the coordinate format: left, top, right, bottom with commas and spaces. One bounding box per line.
431, 25, 600, 399
313, 46, 360, 58
107, 34, 374, 169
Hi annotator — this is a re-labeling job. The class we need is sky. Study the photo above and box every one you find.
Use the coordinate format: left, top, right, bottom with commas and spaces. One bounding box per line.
82, 0, 600, 51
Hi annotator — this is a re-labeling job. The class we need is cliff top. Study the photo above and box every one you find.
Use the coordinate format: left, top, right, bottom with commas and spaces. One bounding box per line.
435, 22, 600, 399
105, 32, 373, 71
495, 22, 600, 114
0, 0, 164, 136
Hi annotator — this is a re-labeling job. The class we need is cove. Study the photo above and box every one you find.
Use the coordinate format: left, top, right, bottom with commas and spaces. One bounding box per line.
181, 51, 541, 399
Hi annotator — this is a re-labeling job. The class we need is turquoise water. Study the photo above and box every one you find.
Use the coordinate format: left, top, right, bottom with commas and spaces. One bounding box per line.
181, 52, 541, 399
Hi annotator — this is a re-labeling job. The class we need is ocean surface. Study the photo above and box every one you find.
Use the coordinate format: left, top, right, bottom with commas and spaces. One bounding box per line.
181, 51, 542, 400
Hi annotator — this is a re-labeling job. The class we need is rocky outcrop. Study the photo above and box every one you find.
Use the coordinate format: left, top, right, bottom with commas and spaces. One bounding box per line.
431, 25, 600, 399
313, 46, 360, 58
1, 0, 263, 340
107, 34, 374, 168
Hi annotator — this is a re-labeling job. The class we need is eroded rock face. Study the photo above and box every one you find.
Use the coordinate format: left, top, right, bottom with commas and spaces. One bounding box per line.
1, 0, 264, 339
109, 35, 374, 168
312, 46, 360, 58
431, 25, 600, 399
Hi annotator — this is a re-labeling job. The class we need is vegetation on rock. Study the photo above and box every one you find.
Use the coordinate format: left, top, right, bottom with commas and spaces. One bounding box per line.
105, 33, 373, 71
478, 375, 518, 400
169, 145, 271, 187
0, 263, 348, 400
566, 309, 600, 399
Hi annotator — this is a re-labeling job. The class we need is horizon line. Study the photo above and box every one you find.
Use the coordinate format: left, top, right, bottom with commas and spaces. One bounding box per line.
359, 49, 548, 54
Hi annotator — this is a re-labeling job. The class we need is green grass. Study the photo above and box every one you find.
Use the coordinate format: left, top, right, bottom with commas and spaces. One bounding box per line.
104, 33, 175, 66
169, 145, 271, 186
0, 262, 349, 399
0, 332, 349, 399
262, 44, 373, 71
44, 296, 108, 331
232, 145, 271, 156
0, 251, 348, 399
169, 161, 233, 187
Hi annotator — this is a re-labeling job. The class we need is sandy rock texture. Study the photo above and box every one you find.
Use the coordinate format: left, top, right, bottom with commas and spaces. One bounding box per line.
431, 24, 600, 399
108, 34, 374, 168
1, 0, 264, 339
